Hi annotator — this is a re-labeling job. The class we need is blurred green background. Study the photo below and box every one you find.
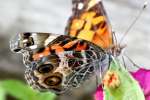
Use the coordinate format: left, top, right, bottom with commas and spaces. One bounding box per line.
0, 80, 56, 100
0, 0, 150, 100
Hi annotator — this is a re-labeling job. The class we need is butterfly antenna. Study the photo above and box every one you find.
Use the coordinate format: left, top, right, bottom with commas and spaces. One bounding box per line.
125, 54, 140, 68
95, 75, 99, 87
119, 0, 149, 45
122, 56, 127, 69
112, 31, 118, 45
99, 65, 105, 89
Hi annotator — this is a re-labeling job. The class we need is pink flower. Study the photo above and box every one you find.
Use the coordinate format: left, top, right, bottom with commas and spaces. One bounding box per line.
94, 68, 150, 100
131, 68, 150, 100
94, 85, 103, 100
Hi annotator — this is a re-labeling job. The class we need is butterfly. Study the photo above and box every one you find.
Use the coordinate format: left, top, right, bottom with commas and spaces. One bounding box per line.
10, 0, 121, 94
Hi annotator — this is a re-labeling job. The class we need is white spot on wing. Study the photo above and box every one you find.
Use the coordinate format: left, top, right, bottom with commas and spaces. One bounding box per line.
29, 45, 38, 49
87, 0, 102, 10
78, 3, 84, 10
39, 54, 43, 57
23, 39, 28, 43
44, 35, 60, 46
32, 33, 38, 36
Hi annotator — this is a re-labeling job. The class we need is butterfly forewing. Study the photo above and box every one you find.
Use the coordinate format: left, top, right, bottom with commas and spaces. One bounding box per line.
65, 0, 113, 49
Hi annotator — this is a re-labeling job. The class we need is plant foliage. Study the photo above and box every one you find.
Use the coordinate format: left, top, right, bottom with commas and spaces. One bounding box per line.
0, 80, 56, 100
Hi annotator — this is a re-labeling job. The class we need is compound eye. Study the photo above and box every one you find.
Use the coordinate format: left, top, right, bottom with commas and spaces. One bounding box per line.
38, 64, 54, 73
45, 76, 62, 86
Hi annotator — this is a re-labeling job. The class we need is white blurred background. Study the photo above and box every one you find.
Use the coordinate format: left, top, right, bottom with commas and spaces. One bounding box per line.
0, 0, 150, 99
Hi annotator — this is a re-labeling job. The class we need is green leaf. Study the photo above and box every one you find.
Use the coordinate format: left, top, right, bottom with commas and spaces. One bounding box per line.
1, 80, 36, 100
36, 92, 56, 100
0, 83, 6, 100
1, 80, 56, 100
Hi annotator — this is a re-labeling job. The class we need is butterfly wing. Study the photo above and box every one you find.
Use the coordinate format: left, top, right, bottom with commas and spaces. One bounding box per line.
10, 32, 60, 67
10, 0, 112, 94
10, 31, 109, 94
25, 47, 108, 94
65, 0, 113, 49
10, 32, 60, 53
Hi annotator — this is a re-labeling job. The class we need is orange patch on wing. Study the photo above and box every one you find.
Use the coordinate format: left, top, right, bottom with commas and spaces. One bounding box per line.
84, 21, 92, 30
63, 40, 78, 49
77, 30, 94, 41
102, 30, 112, 48
68, 11, 113, 49
96, 24, 107, 35
81, 12, 96, 20
51, 44, 64, 53
92, 16, 105, 25
75, 42, 87, 51
33, 47, 50, 60
70, 19, 85, 37
92, 34, 105, 48
71, 19, 84, 30
70, 29, 77, 37
92, 21, 112, 48
92, 31, 112, 48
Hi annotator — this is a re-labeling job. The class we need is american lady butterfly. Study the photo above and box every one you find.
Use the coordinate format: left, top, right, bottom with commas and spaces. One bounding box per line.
10, 0, 123, 94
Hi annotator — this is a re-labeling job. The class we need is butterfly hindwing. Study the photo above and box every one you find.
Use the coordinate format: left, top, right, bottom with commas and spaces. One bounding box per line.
23, 35, 107, 94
